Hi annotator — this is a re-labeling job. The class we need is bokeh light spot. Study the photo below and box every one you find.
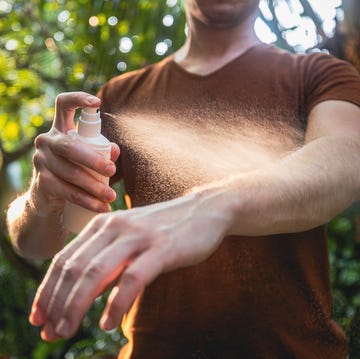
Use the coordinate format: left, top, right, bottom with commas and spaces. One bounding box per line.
5, 39, 19, 51
54, 31, 64, 41
58, 10, 70, 23
89, 16, 99, 27
166, 0, 177, 7
163, 14, 174, 27
117, 61, 127, 72
108, 16, 118, 26
119, 37, 133, 53
0, 0, 12, 13
155, 41, 168, 56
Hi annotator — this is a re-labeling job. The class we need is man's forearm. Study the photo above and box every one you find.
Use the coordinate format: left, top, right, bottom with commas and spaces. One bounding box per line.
7, 191, 68, 260
196, 135, 360, 237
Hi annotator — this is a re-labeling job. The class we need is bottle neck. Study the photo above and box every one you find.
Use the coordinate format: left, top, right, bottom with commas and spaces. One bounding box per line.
78, 117, 101, 137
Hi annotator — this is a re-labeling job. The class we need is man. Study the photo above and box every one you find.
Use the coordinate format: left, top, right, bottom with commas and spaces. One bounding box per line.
7, 0, 360, 357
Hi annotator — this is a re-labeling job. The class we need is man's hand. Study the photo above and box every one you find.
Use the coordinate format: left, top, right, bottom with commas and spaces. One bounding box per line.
29, 191, 231, 341
30, 92, 119, 216
6, 92, 120, 260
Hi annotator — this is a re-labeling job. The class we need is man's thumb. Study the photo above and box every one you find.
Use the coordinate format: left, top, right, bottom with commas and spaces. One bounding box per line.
53, 92, 101, 133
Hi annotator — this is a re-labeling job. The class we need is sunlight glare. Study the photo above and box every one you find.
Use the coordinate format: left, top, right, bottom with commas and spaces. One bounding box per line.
308, 0, 337, 21
284, 17, 317, 50
258, 0, 273, 20
275, 0, 301, 29
254, 18, 277, 44
257, 0, 342, 50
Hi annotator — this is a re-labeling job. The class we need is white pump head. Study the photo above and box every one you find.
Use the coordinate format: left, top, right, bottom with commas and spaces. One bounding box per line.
78, 107, 101, 137
82, 107, 99, 117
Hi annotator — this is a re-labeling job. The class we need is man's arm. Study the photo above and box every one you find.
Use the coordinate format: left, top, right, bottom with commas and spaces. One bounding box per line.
7, 190, 69, 260
29, 100, 360, 341
6, 93, 119, 260
220, 100, 360, 236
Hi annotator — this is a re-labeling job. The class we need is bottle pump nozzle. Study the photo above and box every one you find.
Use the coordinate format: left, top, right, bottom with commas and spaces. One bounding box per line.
77, 107, 101, 137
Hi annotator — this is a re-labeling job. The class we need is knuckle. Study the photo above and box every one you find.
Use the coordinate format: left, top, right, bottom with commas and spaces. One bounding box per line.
62, 259, 82, 280
94, 202, 109, 213
84, 260, 105, 280
34, 133, 47, 149
55, 93, 67, 107
58, 137, 76, 157
37, 170, 53, 188
56, 92, 89, 111
122, 269, 144, 290
68, 164, 83, 183
69, 190, 82, 206
92, 212, 109, 226
105, 214, 125, 229
52, 252, 67, 273
130, 221, 146, 235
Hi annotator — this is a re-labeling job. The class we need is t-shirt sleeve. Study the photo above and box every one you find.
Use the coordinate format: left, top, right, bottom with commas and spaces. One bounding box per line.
302, 53, 360, 116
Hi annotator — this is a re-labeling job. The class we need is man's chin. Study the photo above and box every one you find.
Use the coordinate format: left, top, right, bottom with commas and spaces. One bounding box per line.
197, 12, 252, 29
194, 2, 259, 29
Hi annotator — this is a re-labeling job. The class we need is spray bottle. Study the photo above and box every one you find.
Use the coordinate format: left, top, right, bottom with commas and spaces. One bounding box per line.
63, 107, 111, 234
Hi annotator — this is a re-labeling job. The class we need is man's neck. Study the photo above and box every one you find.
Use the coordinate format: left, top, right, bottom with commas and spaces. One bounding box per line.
174, 15, 261, 76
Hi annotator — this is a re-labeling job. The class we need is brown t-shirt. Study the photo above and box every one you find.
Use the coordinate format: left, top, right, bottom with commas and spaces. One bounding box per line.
99, 44, 360, 358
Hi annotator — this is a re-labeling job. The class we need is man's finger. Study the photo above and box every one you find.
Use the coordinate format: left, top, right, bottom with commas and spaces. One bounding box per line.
100, 249, 164, 331
42, 147, 116, 204
29, 215, 108, 326
45, 218, 121, 325
52, 233, 146, 339
53, 92, 100, 133
47, 133, 116, 177
110, 142, 120, 163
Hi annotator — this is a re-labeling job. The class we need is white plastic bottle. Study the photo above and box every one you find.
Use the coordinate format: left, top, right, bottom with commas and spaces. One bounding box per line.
63, 107, 111, 233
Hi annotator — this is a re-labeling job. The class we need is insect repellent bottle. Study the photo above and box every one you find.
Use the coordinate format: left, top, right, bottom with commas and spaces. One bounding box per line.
63, 107, 111, 234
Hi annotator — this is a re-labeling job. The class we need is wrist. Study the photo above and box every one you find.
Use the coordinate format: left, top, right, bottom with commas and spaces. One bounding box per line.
27, 186, 65, 218
190, 172, 274, 237
190, 181, 239, 236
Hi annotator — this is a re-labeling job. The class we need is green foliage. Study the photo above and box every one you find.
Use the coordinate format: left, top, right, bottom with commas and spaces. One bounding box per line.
0, 253, 39, 357
1, 1, 186, 357
0, 247, 125, 358
0, 0, 359, 358
0, 0, 186, 153
328, 212, 360, 331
